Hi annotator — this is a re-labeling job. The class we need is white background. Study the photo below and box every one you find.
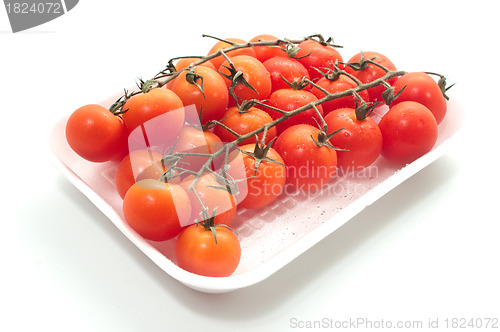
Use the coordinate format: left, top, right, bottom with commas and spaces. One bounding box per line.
1, 1, 499, 331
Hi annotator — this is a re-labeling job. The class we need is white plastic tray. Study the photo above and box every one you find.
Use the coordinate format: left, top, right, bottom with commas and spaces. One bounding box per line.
49, 92, 465, 293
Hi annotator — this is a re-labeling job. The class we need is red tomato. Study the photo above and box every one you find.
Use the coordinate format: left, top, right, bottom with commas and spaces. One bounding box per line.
249, 34, 286, 62
344, 51, 397, 104
171, 66, 229, 124
173, 125, 223, 173
378, 101, 438, 165
65, 104, 127, 162
265, 88, 324, 134
122, 179, 191, 241
310, 74, 370, 115
115, 149, 164, 199
295, 39, 343, 81
263, 56, 310, 92
175, 223, 241, 277
392, 72, 447, 124
324, 108, 382, 169
173, 57, 216, 71
207, 37, 256, 70
213, 106, 277, 146
122, 88, 185, 141
218, 55, 272, 105
274, 124, 337, 191
180, 173, 237, 227
238, 143, 286, 209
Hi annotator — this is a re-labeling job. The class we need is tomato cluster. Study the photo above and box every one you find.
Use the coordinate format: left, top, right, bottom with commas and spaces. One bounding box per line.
64, 34, 451, 278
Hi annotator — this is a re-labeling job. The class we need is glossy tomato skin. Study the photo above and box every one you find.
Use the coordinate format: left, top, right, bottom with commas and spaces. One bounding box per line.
115, 149, 164, 199
214, 106, 277, 146
165, 59, 216, 90
265, 88, 323, 134
324, 108, 382, 169
121, 88, 185, 134
65, 104, 127, 162
173, 125, 223, 173
218, 55, 272, 105
122, 179, 191, 241
207, 37, 256, 70
295, 39, 344, 81
173, 57, 216, 71
391, 72, 447, 124
274, 124, 337, 191
175, 224, 241, 277
238, 144, 287, 209
378, 101, 438, 165
180, 173, 237, 227
249, 34, 286, 62
310, 74, 370, 115
171, 66, 229, 124
344, 51, 397, 104
263, 56, 310, 92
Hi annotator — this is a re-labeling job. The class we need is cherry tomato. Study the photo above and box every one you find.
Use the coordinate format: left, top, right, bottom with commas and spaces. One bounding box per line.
265, 88, 324, 134
213, 106, 277, 146
122, 179, 191, 241
238, 143, 286, 209
249, 34, 286, 62
115, 149, 164, 199
324, 108, 382, 169
171, 66, 229, 124
173, 125, 223, 173
391, 72, 447, 124
175, 223, 241, 277
295, 39, 344, 81
274, 124, 337, 191
173, 57, 216, 71
207, 37, 256, 70
263, 56, 310, 92
121, 88, 185, 136
310, 74, 369, 115
65, 104, 127, 162
180, 173, 237, 227
344, 51, 397, 104
378, 101, 438, 165
218, 55, 272, 105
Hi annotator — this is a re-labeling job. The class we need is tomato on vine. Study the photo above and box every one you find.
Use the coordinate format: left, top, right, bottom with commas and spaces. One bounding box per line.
65, 104, 128, 163
121, 88, 185, 139
122, 179, 191, 241
344, 51, 397, 104
249, 34, 286, 62
218, 55, 272, 106
263, 56, 310, 92
324, 106, 382, 169
172, 125, 223, 173
391, 72, 448, 124
180, 173, 238, 227
175, 221, 241, 277
378, 101, 438, 165
115, 149, 164, 199
207, 37, 256, 70
264, 82, 324, 134
295, 37, 344, 81
171, 66, 229, 124
274, 124, 337, 191
238, 141, 287, 209
310, 70, 369, 115
213, 103, 277, 146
